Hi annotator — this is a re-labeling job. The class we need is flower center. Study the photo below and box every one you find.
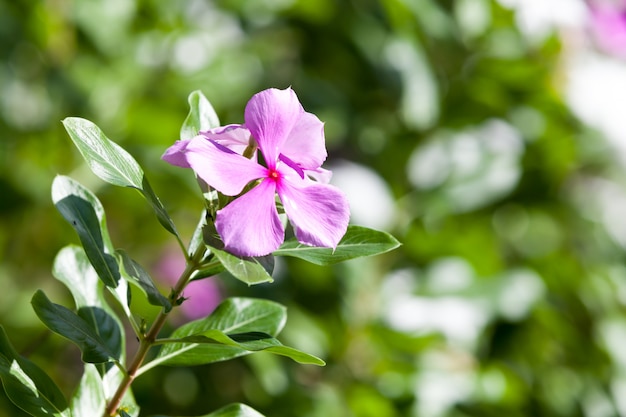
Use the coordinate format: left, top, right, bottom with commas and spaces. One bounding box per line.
268, 169, 280, 181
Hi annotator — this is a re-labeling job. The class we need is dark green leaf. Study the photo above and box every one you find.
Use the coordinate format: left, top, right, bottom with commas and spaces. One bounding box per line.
143, 298, 286, 372
140, 177, 180, 237
211, 248, 274, 285
273, 225, 401, 265
31, 290, 119, 364
180, 90, 220, 140
52, 176, 120, 288
117, 249, 172, 312
77, 307, 123, 364
62, 117, 143, 188
0, 326, 69, 417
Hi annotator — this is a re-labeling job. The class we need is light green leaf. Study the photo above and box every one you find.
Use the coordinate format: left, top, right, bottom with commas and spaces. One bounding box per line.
163, 330, 324, 366
62, 117, 143, 188
53, 245, 131, 324
100, 367, 139, 416
273, 225, 401, 265
53, 245, 106, 309
116, 249, 172, 312
142, 298, 286, 373
70, 364, 105, 417
151, 403, 265, 417
52, 176, 120, 288
0, 326, 70, 417
211, 248, 274, 285
200, 403, 266, 417
191, 260, 226, 281
31, 290, 119, 364
180, 90, 220, 141
61, 118, 180, 238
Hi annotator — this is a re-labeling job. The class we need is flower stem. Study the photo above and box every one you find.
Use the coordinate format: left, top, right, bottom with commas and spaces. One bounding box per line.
103, 248, 204, 417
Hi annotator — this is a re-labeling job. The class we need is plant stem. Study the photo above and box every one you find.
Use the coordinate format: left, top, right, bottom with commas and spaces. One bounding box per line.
103, 248, 204, 417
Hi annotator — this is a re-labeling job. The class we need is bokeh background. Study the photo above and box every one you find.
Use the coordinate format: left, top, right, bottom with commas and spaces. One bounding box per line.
3, 0, 626, 416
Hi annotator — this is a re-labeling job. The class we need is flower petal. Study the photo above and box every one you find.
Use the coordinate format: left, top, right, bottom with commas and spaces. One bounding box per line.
200, 124, 253, 155
216, 179, 284, 257
244, 87, 303, 166
185, 136, 267, 196
305, 167, 333, 184
162, 138, 192, 168
277, 172, 350, 249
281, 111, 327, 170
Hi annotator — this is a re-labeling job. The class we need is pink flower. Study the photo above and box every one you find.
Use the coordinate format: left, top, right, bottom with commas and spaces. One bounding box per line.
163, 87, 350, 257
588, 1, 626, 58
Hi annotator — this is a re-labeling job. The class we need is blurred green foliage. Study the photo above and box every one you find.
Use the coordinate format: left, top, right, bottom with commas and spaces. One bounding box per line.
2, 0, 625, 416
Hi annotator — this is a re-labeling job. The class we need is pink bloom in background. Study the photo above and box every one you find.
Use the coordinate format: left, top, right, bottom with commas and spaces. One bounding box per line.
588, 0, 626, 58
156, 247, 221, 321
163, 87, 350, 257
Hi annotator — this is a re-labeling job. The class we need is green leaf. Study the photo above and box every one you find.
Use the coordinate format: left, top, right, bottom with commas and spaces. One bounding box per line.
180, 90, 220, 141
62, 117, 143, 188
165, 330, 324, 366
0, 326, 70, 417
189, 209, 214, 260
52, 176, 120, 288
151, 403, 265, 417
211, 248, 274, 286
273, 225, 401, 265
116, 249, 172, 312
31, 290, 119, 364
53, 245, 131, 324
191, 260, 226, 281
52, 246, 130, 402
140, 178, 180, 238
142, 298, 286, 373
201, 403, 266, 417
70, 364, 105, 417
61, 118, 180, 238
77, 306, 123, 364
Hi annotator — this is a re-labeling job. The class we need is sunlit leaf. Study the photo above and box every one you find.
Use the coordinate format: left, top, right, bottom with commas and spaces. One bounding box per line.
201, 403, 266, 417
142, 298, 286, 373
62, 117, 143, 188
273, 225, 401, 265
0, 326, 70, 417
211, 248, 274, 285
151, 403, 265, 417
70, 364, 105, 417
180, 90, 220, 141
53, 245, 131, 326
61, 118, 179, 238
162, 330, 324, 366
191, 260, 226, 281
